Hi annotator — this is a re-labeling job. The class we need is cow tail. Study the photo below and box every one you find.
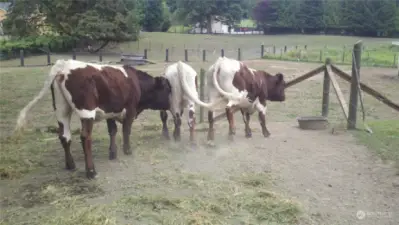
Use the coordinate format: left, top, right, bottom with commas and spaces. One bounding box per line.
211, 57, 252, 107
211, 57, 237, 99
14, 60, 65, 133
50, 81, 56, 111
176, 61, 216, 110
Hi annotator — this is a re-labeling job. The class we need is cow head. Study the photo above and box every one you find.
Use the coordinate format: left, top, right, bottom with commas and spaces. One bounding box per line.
139, 76, 172, 110
266, 72, 286, 102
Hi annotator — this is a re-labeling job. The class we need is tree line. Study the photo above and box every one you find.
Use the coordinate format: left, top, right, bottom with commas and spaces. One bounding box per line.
1, 0, 398, 57
253, 0, 399, 37
167, 0, 399, 37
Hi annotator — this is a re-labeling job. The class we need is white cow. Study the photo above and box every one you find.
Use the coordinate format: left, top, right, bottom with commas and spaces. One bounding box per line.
180, 56, 286, 142
160, 61, 218, 143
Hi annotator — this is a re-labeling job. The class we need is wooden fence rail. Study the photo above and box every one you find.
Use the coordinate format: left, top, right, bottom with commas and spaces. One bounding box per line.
330, 65, 399, 112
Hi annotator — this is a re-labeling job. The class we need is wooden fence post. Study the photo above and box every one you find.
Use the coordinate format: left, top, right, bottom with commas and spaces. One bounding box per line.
273, 45, 276, 54
284, 45, 287, 53
20, 49, 24, 67
221, 49, 224, 57
184, 49, 188, 61
322, 58, 331, 117
347, 40, 362, 129
99, 52, 103, 62
72, 50, 76, 60
261, 45, 264, 58
144, 49, 147, 59
199, 68, 205, 123
165, 48, 169, 62
238, 48, 241, 60
202, 49, 206, 62
393, 54, 397, 68
47, 52, 51, 65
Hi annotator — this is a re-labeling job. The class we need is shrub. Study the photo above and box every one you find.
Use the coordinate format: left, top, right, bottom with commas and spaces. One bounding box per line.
0, 35, 76, 60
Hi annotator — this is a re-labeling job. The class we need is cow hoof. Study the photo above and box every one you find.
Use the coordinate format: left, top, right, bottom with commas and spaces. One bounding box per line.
109, 151, 117, 160
65, 162, 76, 171
264, 132, 271, 138
162, 131, 170, 140
173, 135, 181, 142
245, 132, 252, 138
162, 134, 170, 140
228, 134, 234, 141
206, 140, 216, 147
190, 143, 197, 150
124, 149, 132, 155
86, 169, 97, 179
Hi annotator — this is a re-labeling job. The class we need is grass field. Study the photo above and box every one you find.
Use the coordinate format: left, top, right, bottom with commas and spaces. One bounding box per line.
1, 33, 399, 224
354, 120, 399, 172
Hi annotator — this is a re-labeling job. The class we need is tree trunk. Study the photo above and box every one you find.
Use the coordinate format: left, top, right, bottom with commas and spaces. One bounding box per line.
207, 16, 212, 34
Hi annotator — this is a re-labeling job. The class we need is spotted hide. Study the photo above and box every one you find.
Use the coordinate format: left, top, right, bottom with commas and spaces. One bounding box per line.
15, 59, 172, 179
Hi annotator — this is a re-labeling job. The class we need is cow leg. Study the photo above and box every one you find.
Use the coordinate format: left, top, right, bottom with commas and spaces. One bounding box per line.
107, 119, 118, 160
226, 107, 236, 140
241, 109, 252, 138
122, 109, 136, 155
188, 103, 196, 143
58, 120, 75, 170
173, 112, 182, 142
207, 110, 215, 142
53, 82, 75, 170
257, 101, 270, 137
160, 110, 170, 140
80, 118, 96, 179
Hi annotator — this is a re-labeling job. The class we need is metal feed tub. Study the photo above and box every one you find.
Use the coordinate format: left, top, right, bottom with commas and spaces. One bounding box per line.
297, 116, 329, 130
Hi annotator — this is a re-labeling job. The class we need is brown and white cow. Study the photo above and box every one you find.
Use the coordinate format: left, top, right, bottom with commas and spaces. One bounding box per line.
181, 56, 286, 142
14, 59, 172, 179
208, 57, 286, 140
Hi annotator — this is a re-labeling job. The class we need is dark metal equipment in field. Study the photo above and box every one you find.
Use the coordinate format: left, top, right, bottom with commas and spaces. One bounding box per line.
119, 53, 152, 66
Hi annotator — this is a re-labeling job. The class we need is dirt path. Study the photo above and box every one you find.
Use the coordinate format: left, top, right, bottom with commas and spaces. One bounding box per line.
87, 115, 399, 225
250, 122, 399, 225
85, 60, 399, 225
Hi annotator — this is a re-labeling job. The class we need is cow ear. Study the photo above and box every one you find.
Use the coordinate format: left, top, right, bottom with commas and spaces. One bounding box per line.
276, 73, 284, 83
